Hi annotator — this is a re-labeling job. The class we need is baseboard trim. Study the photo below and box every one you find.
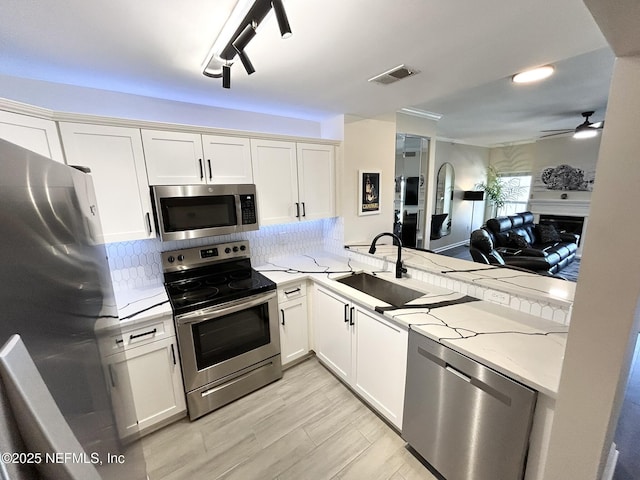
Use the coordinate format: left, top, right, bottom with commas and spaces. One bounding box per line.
432, 240, 469, 253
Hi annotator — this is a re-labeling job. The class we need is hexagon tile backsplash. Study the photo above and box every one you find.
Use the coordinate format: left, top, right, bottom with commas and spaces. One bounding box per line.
106, 217, 344, 292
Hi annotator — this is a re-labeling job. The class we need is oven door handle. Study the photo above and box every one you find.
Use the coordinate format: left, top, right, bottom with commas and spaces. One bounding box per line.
176, 291, 276, 326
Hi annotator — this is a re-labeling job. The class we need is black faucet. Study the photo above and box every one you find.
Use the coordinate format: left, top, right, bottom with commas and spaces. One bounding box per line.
368, 232, 407, 278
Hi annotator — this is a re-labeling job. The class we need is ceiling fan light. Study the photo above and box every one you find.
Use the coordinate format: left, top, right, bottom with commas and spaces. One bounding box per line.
512, 65, 555, 84
573, 128, 598, 139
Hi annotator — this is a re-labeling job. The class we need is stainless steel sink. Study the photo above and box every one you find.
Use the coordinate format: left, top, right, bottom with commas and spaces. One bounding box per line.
336, 272, 425, 307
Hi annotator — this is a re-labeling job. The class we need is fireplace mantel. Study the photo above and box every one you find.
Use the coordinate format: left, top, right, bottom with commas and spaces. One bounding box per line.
528, 198, 590, 256
528, 198, 590, 217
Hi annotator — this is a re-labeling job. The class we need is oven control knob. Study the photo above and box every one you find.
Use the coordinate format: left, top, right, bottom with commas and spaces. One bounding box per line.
233, 246, 239, 253
177, 254, 185, 262
167, 256, 175, 263
225, 247, 231, 254
240, 245, 246, 251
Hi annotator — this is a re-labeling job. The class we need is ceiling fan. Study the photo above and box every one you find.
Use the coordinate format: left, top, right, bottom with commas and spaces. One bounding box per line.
541, 111, 604, 139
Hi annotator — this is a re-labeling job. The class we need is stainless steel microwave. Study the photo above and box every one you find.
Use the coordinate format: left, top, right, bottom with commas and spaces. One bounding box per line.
151, 184, 258, 241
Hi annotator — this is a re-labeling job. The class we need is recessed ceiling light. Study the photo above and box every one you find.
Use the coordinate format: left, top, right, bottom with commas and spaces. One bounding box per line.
512, 65, 555, 84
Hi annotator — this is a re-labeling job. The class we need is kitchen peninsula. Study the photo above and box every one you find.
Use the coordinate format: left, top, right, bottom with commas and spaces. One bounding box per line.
255, 246, 573, 480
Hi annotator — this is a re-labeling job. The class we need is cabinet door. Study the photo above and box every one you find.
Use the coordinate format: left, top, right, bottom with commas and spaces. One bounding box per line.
296, 143, 335, 221
251, 139, 299, 225
59, 123, 155, 243
0, 110, 65, 163
141, 129, 205, 185
313, 286, 352, 382
279, 296, 309, 366
202, 135, 253, 184
352, 306, 408, 429
106, 338, 186, 438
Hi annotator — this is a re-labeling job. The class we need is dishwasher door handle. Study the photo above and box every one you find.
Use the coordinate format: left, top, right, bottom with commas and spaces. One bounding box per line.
445, 364, 471, 382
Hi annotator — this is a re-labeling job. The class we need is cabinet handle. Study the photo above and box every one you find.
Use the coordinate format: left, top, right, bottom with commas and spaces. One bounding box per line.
284, 287, 301, 295
344, 304, 349, 323
198, 159, 204, 180
295, 202, 300, 218
350, 307, 355, 326
108, 365, 116, 387
207, 159, 212, 180
170, 343, 176, 366
145, 212, 152, 235
129, 328, 157, 340
280, 309, 285, 326
115, 338, 124, 346
301, 202, 306, 217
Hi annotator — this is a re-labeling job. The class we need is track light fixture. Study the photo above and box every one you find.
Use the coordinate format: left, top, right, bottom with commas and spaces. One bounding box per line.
202, 0, 292, 88
222, 64, 231, 89
271, 0, 292, 39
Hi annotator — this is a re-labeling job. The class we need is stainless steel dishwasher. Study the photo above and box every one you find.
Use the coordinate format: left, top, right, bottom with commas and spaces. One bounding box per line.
402, 330, 537, 480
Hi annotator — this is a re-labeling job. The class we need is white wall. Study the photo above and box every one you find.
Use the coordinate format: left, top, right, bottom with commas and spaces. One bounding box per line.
543, 55, 640, 480
0, 73, 324, 138
342, 114, 396, 245
531, 134, 601, 202
430, 141, 489, 250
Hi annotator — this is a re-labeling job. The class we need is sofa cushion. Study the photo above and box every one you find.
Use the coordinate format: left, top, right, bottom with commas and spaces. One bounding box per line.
537, 224, 562, 243
507, 232, 530, 249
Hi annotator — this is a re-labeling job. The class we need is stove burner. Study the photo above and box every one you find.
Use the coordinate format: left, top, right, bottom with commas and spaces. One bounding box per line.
229, 278, 261, 290
175, 281, 203, 292
229, 271, 251, 281
205, 275, 228, 286
176, 287, 219, 303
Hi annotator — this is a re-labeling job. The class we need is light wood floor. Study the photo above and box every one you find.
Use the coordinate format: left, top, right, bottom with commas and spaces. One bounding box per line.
141, 357, 438, 480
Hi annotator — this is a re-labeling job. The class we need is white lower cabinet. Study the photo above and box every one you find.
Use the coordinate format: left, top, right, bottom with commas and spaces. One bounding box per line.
313, 285, 408, 429
278, 282, 309, 366
100, 316, 186, 439
352, 306, 408, 429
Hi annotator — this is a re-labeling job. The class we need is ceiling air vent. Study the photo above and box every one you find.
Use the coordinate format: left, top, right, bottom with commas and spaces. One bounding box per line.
368, 64, 419, 85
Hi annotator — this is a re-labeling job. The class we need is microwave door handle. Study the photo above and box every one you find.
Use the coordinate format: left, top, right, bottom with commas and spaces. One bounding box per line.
235, 194, 244, 227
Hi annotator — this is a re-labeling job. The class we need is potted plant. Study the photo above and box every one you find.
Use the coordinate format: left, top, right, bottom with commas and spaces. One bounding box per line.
476, 165, 526, 219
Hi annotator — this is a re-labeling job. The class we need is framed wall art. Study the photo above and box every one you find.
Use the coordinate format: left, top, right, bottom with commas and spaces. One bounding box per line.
358, 170, 381, 216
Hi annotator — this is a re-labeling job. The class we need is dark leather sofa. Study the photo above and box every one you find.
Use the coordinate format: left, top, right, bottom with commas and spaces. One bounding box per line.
470, 211, 579, 274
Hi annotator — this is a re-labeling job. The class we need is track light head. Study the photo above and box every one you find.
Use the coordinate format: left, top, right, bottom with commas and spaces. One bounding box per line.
222, 64, 231, 89
236, 50, 255, 75
271, 0, 292, 39
232, 23, 257, 52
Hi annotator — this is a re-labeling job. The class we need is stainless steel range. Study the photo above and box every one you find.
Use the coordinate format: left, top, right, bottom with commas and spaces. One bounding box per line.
162, 240, 282, 420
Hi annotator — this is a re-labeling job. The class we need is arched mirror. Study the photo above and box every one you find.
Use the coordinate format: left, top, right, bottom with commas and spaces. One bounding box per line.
432, 162, 455, 239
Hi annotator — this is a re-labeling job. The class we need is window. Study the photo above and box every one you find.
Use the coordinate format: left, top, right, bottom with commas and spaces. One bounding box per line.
496, 174, 532, 217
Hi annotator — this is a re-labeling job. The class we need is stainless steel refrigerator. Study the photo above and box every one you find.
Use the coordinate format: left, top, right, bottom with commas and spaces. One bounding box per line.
0, 139, 147, 479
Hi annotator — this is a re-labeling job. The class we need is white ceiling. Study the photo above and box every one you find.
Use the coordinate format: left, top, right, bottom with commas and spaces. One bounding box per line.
0, 0, 613, 146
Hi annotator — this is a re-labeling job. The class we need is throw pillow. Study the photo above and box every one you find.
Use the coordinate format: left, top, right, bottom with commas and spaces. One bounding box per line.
537, 224, 561, 243
507, 232, 530, 249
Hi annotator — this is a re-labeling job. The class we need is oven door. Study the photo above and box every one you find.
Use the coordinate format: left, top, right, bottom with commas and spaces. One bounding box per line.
175, 291, 280, 393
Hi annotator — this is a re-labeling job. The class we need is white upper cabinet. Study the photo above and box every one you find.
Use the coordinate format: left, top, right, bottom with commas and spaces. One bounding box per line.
202, 135, 253, 184
142, 130, 253, 185
141, 130, 204, 185
59, 123, 155, 243
296, 143, 335, 221
0, 110, 65, 163
251, 139, 335, 226
251, 139, 300, 225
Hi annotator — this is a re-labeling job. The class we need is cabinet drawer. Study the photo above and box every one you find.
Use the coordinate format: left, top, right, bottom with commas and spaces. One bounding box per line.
99, 316, 174, 356
278, 282, 307, 302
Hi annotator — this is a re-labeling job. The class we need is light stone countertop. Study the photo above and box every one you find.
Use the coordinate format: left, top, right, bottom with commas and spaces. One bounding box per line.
256, 251, 567, 398
345, 244, 576, 308
114, 285, 172, 327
